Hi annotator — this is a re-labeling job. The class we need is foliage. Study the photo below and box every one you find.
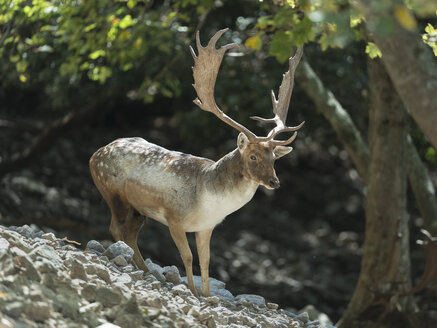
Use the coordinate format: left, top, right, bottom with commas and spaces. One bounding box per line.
423, 21, 437, 56
244, 0, 437, 62
0, 0, 212, 107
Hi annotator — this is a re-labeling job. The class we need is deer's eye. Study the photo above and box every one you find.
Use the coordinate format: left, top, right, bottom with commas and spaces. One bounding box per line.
250, 155, 257, 161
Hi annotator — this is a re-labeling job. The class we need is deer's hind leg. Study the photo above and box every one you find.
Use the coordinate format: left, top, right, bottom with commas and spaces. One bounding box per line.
108, 195, 149, 272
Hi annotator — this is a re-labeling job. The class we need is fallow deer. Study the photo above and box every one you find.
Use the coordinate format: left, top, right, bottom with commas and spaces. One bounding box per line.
89, 29, 304, 297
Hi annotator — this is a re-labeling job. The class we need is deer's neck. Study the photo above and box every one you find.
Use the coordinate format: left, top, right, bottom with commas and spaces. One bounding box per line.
203, 149, 258, 195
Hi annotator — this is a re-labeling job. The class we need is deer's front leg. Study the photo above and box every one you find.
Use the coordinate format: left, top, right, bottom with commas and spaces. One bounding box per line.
168, 223, 199, 297
195, 228, 213, 297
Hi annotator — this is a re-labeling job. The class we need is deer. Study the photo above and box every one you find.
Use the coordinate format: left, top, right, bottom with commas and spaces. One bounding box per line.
89, 28, 304, 297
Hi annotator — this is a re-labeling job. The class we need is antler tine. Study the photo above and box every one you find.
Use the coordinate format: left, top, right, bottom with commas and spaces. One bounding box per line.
275, 47, 303, 122
250, 47, 304, 145
191, 29, 258, 140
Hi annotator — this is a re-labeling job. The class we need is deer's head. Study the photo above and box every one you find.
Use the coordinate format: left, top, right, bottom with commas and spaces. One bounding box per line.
191, 29, 304, 189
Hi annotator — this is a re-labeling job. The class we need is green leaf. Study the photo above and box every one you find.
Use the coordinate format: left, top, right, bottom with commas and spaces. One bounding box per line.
245, 35, 262, 51
16, 60, 28, 73
89, 49, 106, 60
365, 42, 382, 59
119, 14, 134, 29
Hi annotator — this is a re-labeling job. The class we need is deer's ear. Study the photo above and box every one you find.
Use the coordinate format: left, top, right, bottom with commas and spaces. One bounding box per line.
274, 146, 292, 159
237, 133, 249, 152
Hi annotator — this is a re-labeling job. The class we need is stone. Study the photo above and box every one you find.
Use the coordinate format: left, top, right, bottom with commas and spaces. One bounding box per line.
0, 237, 10, 249
267, 302, 279, 310
211, 288, 234, 301
163, 265, 182, 284
103, 241, 134, 262
41, 233, 56, 242
112, 255, 128, 267
236, 294, 266, 307
16, 224, 36, 238
11, 247, 41, 281
24, 301, 52, 322
2, 229, 32, 252
96, 286, 122, 307
296, 311, 309, 323
85, 264, 112, 284
34, 258, 58, 274
70, 260, 88, 281
116, 273, 132, 287
29, 245, 63, 269
129, 270, 144, 281
96, 323, 122, 328
81, 284, 97, 302
299, 304, 333, 326
207, 296, 220, 305
86, 240, 106, 254
0, 248, 16, 276
171, 284, 192, 297
145, 259, 165, 282
4, 301, 24, 318
79, 302, 103, 314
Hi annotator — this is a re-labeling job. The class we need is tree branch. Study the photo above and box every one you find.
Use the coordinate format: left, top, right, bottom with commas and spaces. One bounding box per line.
296, 59, 437, 235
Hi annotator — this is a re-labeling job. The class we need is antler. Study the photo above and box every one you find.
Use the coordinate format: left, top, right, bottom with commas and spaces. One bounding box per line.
190, 29, 258, 141
191, 29, 304, 146
251, 47, 305, 146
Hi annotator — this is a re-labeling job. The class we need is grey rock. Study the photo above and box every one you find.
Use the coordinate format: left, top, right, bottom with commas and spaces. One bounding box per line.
116, 273, 133, 287
85, 264, 112, 284
145, 259, 165, 282
81, 284, 97, 302
34, 258, 58, 274
103, 241, 134, 262
29, 285, 46, 302
70, 260, 88, 281
163, 265, 182, 284
29, 245, 63, 269
0, 237, 10, 249
171, 284, 192, 297
10, 246, 41, 281
112, 255, 128, 267
296, 312, 309, 323
41, 232, 56, 242
129, 270, 144, 281
236, 294, 266, 307
86, 240, 106, 254
121, 264, 135, 273
0, 248, 16, 276
5, 301, 24, 318
96, 324, 122, 328
211, 288, 234, 301
16, 224, 36, 238
267, 302, 279, 310
96, 286, 122, 307
52, 284, 80, 320
2, 229, 32, 252
24, 301, 52, 322
64, 251, 87, 266
79, 302, 103, 314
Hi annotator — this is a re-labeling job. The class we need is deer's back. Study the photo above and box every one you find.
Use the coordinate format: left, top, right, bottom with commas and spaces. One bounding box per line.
90, 137, 213, 225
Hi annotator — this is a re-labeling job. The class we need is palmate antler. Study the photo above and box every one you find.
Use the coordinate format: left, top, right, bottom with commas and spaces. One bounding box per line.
190, 28, 304, 146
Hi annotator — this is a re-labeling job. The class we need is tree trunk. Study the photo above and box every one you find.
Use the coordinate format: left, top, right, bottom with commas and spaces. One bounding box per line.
296, 59, 437, 236
355, 0, 437, 149
338, 58, 416, 328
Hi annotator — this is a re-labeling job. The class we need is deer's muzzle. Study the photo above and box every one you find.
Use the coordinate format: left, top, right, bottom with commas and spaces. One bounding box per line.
268, 177, 280, 189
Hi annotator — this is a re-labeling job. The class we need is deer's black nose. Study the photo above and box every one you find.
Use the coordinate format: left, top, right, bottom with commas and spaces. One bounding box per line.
269, 178, 280, 189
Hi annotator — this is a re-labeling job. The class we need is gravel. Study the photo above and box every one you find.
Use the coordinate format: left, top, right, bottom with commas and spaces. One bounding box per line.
0, 224, 336, 328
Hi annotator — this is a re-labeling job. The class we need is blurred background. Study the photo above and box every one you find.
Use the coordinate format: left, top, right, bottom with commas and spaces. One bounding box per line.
1, 0, 436, 324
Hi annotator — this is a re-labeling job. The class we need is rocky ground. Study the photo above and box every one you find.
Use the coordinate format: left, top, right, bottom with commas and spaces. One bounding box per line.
0, 224, 335, 328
